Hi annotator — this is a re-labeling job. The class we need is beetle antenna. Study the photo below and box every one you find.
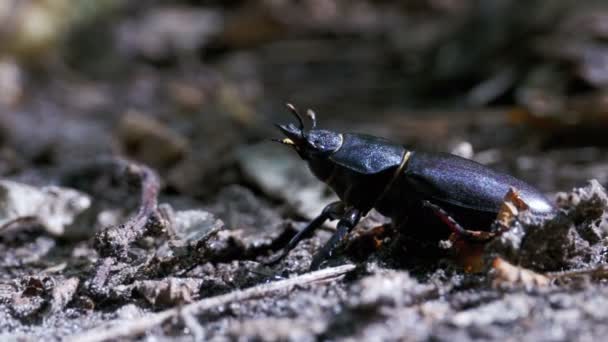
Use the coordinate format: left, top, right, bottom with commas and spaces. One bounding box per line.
286, 103, 304, 131
306, 109, 317, 129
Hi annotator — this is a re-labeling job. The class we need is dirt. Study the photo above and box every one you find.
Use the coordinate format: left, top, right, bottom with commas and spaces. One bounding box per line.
1, 165, 607, 341
1, 1, 608, 341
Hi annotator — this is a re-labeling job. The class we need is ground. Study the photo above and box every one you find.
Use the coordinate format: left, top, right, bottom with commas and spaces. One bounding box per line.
1, 1, 608, 341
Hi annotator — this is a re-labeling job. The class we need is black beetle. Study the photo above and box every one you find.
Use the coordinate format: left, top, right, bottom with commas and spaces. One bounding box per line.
267, 104, 555, 270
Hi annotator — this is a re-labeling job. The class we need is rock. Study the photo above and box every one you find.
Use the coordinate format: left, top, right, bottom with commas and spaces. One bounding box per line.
134, 278, 202, 307
167, 206, 225, 255
116, 110, 189, 170
116, 6, 223, 61
0, 180, 91, 236
236, 143, 338, 221
49, 277, 79, 314
171, 209, 224, 241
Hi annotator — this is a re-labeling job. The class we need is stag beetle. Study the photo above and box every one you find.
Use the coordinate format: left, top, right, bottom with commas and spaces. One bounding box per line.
267, 104, 555, 270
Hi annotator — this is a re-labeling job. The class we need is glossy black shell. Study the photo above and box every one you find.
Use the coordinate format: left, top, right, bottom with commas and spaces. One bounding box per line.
329, 133, 405, 174
294, 128, 558, 259
307, 131, 554, 236
402, 151, 554, 215
371, 151, 554, 237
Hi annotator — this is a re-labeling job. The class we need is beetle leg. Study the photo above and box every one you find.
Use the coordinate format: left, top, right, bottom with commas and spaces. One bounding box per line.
264, 201, 345, 265
422, 200, 494, 241
310, 207, 361, 270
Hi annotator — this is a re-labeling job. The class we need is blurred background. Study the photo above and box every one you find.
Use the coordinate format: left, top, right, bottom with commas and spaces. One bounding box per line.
1, 0, 607, 201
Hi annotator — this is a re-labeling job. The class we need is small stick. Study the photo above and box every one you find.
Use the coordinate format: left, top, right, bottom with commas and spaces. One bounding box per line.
181, 309, 205, 340
66, 264, 356, 342
547, 264, 608, 281
87, 257, 114, 298
0, 216, 40, 233
94, 159, 165, 259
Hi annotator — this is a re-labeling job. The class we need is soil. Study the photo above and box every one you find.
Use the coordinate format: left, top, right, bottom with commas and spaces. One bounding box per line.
1, 1, 608, 341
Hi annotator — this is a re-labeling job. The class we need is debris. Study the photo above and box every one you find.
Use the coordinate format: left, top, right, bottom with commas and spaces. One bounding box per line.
0, 180, 91, 236
491, 257, 551, 289
168, 208, 224, 248
495, 187, 530, 230
67, 264, 356, 342
206, 185, 285, 252
86, 257, 116, 300
556, 179, 608, 222
80, 160, 169, 301
0, 236, 56, 269
133, 277, 202, 307
142, 207, 226, 278
94, 159, 166, 260
487, 179, 608, 271
49, 277, 79, 314
10, 276, 53, 320
548, 264, 608, 284
10, 290, 46, 320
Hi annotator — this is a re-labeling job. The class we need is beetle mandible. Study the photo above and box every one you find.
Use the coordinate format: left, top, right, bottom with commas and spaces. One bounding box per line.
267, 104, 555, 270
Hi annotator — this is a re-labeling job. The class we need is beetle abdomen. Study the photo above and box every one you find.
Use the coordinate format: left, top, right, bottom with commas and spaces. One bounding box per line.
404, 152, 555, 215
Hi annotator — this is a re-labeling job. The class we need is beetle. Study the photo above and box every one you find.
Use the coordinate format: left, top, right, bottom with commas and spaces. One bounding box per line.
267, 104, 555, 270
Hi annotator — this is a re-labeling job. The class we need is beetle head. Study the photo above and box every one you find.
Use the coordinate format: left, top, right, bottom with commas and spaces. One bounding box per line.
275, 103, 342, 159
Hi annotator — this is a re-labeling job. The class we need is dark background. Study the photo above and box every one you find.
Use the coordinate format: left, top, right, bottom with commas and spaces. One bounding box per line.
1, 0, 607, 196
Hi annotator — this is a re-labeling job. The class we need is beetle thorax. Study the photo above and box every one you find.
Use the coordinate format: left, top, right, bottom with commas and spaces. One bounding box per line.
307, 156, 338, 184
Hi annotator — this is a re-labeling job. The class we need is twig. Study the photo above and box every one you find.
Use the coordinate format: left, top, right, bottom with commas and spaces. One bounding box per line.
493, 258, 608, 289
548, 264, 608, 281
94, 159, 165, 260
67, 264, 356, 342
0, 216, 40, 233
87, 257, 114, 298
181, 309, 205, 341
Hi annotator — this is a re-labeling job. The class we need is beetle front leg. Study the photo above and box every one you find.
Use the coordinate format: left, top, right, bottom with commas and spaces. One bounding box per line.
264, 201, 345, 265
310, 207, 361, 270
